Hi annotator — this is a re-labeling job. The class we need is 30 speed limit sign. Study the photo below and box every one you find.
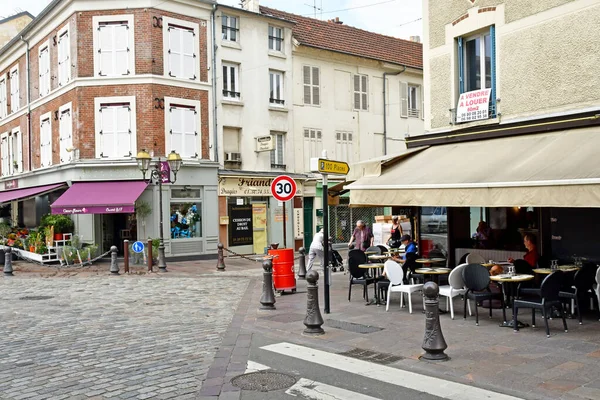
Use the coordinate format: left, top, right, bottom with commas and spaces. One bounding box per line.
271, 175, 297, 202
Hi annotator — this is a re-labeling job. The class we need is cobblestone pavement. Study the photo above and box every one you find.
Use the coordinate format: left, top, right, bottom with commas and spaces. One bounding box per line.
0, 275, 251, 400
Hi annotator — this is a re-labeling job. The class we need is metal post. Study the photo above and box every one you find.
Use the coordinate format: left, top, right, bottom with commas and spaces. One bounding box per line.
147, 239, 153, 273
322, 173, 330, 314
282, 201, 287, 248
303, 270, 325, 335
259, 259, 276, 310
123, 240, 129, 274
110, 245, 119, 275
420, 282, 449, 361
157, 169, 167, 273
3, 247, 13, 276
298, 247, 307, 279
216, 243, 226, 271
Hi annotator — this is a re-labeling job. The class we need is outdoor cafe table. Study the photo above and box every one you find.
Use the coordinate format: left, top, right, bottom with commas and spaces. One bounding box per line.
533, 265, 580, 274
359, 263, 385, 305
414, 267, 451, 313
368, 254, 389, 262
490, 274, 535, 328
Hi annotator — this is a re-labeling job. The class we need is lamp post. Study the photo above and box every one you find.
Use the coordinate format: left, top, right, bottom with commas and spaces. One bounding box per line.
136, 149, 182, 272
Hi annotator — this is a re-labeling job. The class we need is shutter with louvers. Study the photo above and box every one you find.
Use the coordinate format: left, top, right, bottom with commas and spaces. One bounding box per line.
353, 75, 360, 109
59, 109, 73, 163
458, 37, 465, 94
114, 25, 130, 75
98, 25, 114, 76
303, 66, 311, 104
116, 106, 132, 156
222, 66, 228, 93
421, 86, 425, 120
361, 76, 368, 110
0, 135, 7, 176
183, 108, 198, 158
99, 107, 115, 157
182, 29, 196, 80
312, 67, 320, 105
400, 82, 408, 118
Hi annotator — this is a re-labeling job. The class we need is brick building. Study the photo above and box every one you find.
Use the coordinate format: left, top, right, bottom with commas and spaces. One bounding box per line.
0, 0, 219, 258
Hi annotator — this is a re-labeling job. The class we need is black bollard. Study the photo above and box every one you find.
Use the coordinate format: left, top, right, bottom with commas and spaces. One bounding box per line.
298, 247, 307, 279
420, 282, 449, 361
216, 243, 226, 271
259, 259, 276, 310
4, 247, 13, 276
303, 270, 325, 335
110, 245, 120, 275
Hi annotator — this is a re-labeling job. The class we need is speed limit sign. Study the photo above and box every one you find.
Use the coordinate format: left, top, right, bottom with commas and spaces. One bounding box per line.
271, 175, 297, 202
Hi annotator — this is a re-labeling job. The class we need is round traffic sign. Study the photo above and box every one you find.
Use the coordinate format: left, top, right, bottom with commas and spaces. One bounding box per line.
271, 175, 297, 202
132, 241, 145, 253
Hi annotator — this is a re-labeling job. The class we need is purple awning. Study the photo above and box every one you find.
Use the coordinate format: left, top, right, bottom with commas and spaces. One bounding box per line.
0, 183, 65, 204
51, 181, 148, 215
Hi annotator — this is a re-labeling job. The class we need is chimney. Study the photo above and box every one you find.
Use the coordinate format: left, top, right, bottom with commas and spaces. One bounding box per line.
328, 17, 343, 24
410, 35, 421, 43
240, 0, 260, 13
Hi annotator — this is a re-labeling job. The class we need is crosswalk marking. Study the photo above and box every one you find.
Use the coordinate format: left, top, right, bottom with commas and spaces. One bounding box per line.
261, 342, 523, 400
286, 378, 381, 400
244, 360, 271, 374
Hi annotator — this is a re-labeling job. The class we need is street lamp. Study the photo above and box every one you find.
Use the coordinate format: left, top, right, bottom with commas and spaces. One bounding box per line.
136, 149, 183, 272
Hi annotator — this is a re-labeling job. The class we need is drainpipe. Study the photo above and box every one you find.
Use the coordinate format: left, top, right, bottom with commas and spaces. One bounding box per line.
211, 4, 219, 163
382, 66, 406, 155
20, 35, 32, 171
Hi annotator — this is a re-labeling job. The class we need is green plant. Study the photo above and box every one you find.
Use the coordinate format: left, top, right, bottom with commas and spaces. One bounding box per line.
71, 235, 82, 250
40, 214, 74, 234
136, 200, 152, 219
0, 223, 12, 239
62, 246, 78, 264
36, 245, 48, 255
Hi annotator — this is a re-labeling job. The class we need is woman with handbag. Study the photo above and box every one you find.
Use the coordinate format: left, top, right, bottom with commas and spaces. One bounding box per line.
388, 216, 403, 248
347, 220, 373, 251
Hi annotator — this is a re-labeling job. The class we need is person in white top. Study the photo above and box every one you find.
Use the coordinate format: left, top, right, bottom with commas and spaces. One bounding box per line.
307, 228, 325, 271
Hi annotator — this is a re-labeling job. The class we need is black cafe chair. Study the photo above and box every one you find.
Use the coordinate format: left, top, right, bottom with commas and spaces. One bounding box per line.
462, 264, 506, 325
347, 249, 374, 302
559, 262, 597, 325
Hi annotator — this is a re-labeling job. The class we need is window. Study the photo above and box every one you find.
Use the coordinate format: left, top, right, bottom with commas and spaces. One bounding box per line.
94, 96, 137, 158
1, 129, 23, 176
222, 15, 238, 42
408, 84, 419, 118
9, 65, 19, 113
164, 17, 199, 81
353, 74, 368, 111
170, 201, 202, 239
270, 132, 285, 168
303, 66, 320, 106
165, 97, 201, 159
57, 25, 71, 86
0, 133, 7, 176
59, 103, 73, 163
269, 70, 284, 105
335, 131, 353, 164
40, 114, 52, 167
303, 128, 322, 172
93, 15, 135, 77
458, 26, 496, 116
222, 63, 240, 99
0, 75, 7, 119
38, 42, 50, 97
268, 26, 283, 52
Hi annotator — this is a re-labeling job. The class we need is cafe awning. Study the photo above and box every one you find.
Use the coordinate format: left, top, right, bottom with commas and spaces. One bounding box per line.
51, 181, 148, 215
0, 183, 65, 205
347, 128, 600, 207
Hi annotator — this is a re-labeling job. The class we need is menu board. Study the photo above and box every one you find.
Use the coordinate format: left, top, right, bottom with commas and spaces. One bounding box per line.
550, 208, 600, 261
229, 205, 253, 246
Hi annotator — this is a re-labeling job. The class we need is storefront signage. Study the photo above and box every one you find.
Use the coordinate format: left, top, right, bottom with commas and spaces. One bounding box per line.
56, 206, 134, 214
4, 179, 18, 190
294, 208, 303, 239
219, 177, 303, 197
255, 135, 275, 152
228, 205, 253, 246
455, 88, 491, 123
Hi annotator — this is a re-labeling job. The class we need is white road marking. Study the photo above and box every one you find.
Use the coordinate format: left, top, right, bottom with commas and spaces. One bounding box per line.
244, 360, 271, 373
261, 342, 523, 400
286, 378, 381, 400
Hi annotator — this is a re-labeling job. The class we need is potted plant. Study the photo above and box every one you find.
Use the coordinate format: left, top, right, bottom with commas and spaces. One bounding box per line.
51, 215, 74, 241
28, 232, 38, 252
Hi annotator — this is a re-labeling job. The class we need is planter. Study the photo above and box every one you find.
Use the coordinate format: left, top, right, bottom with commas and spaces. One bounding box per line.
54, 233, 64, 241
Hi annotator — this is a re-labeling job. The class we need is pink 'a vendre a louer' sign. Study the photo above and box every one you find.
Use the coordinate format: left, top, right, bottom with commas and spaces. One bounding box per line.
160, 161, 171, 183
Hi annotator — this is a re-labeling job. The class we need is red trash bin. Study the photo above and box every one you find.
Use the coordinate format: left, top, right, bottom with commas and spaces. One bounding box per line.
268, 248, 296, 293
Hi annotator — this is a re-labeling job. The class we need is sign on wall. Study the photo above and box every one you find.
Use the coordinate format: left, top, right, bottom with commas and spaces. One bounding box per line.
228, 205, 253, 246
455, 88, 491, 123
294, 208, 304, 239
255, 135, 275, 152
219, 177, 303, 197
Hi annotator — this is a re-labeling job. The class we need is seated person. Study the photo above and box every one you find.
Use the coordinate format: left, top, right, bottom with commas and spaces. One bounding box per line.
391, 235, 418, 283
508, 233, 539, 267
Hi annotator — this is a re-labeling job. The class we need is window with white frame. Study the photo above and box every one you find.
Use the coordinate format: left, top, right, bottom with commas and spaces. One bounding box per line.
93, 15, 135, 77
407, 84, 420, 118
270, 132, 285, 168
38, 41, 50, 97
94, 96, 137, 158
40, 114, 52, 167
303, 66, 320, 106
353, 74, 368, 111
59, 103, 73, 163
164, 17, 199, 81
165, 97, 201, 159
303, 128, 322, 172
222, 15, 238, 42
0, 75, 7, 119
268, 26, 283, 52
1, 129, 23, 176
9, 65, 19, 113
335, 131, 353, 164
222, 63, 240, 99
269, 70, 284, 105
57, 25, 71, 86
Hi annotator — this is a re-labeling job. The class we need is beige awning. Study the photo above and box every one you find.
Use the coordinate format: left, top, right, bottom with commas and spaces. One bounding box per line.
347, 128, 600, 207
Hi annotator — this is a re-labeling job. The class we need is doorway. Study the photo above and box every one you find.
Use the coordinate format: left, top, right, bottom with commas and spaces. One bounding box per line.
303, 197, 314, 249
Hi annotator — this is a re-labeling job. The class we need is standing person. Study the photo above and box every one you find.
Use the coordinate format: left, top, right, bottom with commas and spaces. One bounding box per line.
388, 216, 403, 248
348, 220, 374, 251
307, 228, 324, 271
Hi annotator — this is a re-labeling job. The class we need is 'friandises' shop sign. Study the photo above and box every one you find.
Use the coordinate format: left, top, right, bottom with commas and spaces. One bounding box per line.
218, 177, 303, 197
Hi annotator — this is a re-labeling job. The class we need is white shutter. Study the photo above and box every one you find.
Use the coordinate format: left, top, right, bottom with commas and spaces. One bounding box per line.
183, 108, 197, 158
12, 130, 22, 173
99, 106, 115, 157
169, 107, 183, 153
39, 47, 50, 96
312, 67, 320, 105
98, 25, 114, 76
421, 85, 425, 120
0, 135, 7, 176
17, 131, 23, 172
114, 25, 130, 75
10, 69, 18, 112
303, 66, 311, 104
59, 109, 73, 163
182, 29, 196, 80
400, 82, 408, 118
353, 75, 360, 109
0, 79, 6, 118
168, 27, 182, 77
361, 76, 368, 110
116, 106, 132, 156
40, 119, 52, 167
58, 31, 70, 85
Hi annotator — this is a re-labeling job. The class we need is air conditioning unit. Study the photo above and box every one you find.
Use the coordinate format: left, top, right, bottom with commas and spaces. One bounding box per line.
225, 152, 241, 162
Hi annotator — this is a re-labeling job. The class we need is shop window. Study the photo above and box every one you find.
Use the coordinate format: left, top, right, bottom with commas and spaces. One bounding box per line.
59, 103, 73, 163
57, 25, 71, 86
420, 207, 448, 258
164, 17, 199, 81
170, 202, 202, 239
93, 15, 135, 76
165, 97, 201, 159
95, 96, 137, 158
38, 41, 50, 97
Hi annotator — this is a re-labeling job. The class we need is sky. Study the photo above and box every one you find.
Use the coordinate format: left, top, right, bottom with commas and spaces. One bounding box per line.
2, 0, 423, 40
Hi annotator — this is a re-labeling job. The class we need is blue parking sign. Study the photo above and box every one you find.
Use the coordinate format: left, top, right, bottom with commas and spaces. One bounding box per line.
132, 241, 145, 253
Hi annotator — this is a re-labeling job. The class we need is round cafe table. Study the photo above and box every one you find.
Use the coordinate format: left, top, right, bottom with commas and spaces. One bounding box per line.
533, 265, 580, 274
414, 267, 451, 314
368, 254, 390, 262
359, 263, 385, 305
490, 274, 535, 328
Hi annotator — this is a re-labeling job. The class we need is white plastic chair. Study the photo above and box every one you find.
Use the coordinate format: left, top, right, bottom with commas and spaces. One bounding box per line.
466, 253, 486, 265
438, 263, 472, 319
384, 260, 423, 313
594, 266, 600, 320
